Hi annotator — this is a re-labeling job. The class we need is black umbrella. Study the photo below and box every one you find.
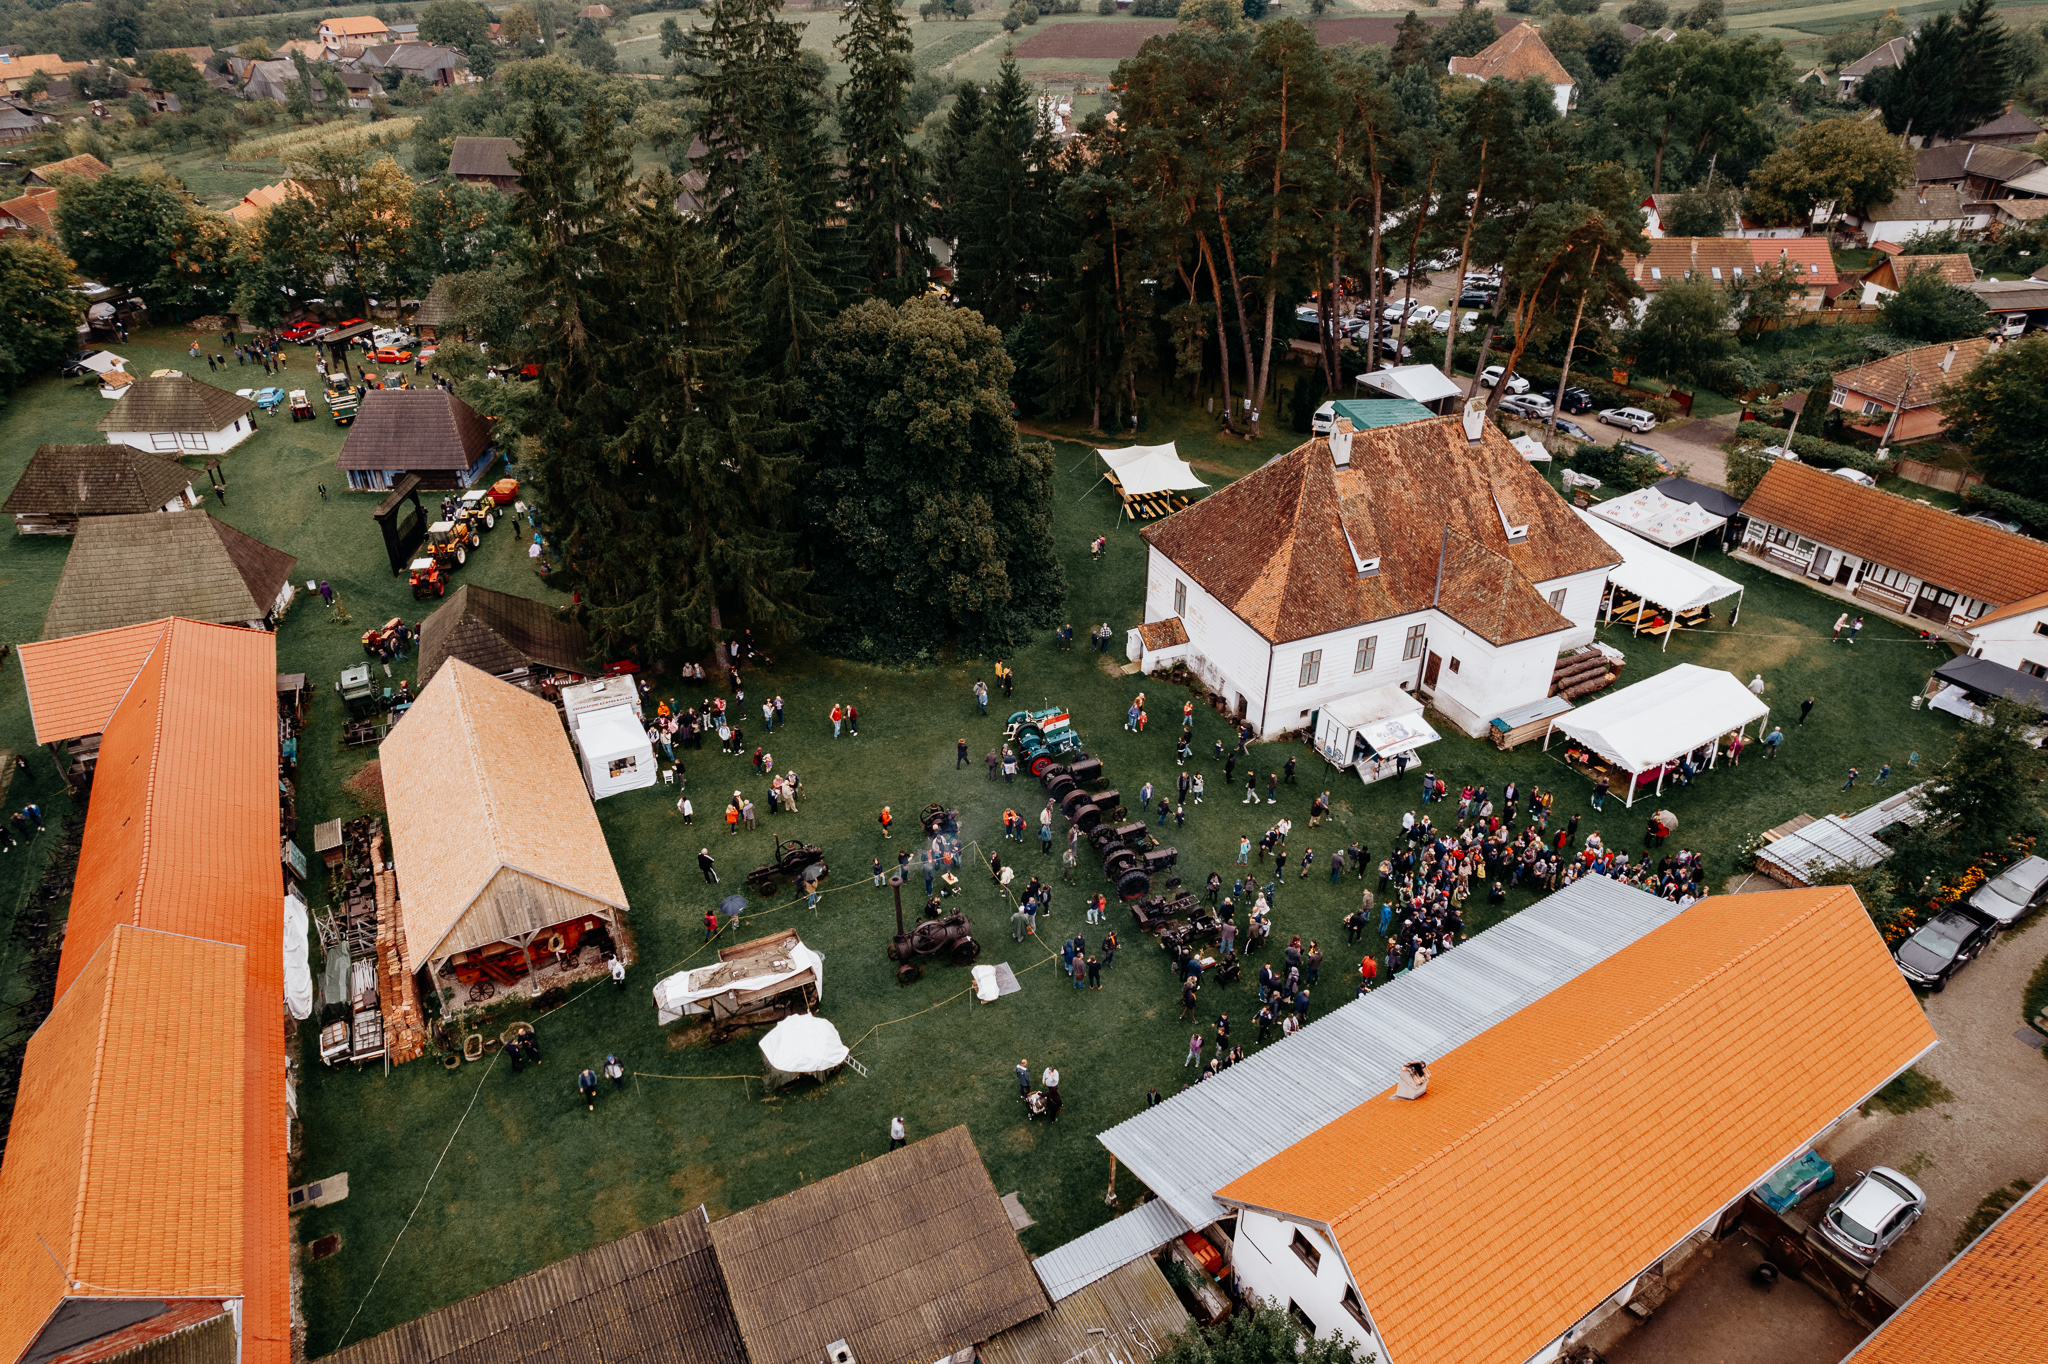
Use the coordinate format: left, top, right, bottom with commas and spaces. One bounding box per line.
720, 895, 747, 918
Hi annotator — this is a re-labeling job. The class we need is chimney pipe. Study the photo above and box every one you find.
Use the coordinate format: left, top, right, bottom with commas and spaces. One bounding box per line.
1393, 1060, 1430, 1100
1331, 416, 1355, 468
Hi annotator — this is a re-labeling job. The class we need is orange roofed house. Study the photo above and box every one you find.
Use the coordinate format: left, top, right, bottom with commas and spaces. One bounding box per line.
318, 14, 390, 49
1739, 458, 2048, 631
1137, 413, 1619, 742
1827, 335, 1991, 443
0, 618, 287, 1364
1093, 882, 1933, 1364
1621, 236, 1839, 316
1447, 21, 1573, 113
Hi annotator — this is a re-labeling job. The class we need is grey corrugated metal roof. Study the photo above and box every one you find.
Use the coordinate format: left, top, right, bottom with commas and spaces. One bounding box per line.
1033, 1197, 1190, 1302
1758, 783, 1932, 884
1096, 876, 1682, 1231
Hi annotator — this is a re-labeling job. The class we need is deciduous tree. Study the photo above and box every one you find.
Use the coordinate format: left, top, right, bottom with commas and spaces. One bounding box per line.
1627, 275, 1732, 379
1881, 265, 1991, 343
1939, 332, 2048, 497
1742, 116, 1911, 234
0, 237, 83, 401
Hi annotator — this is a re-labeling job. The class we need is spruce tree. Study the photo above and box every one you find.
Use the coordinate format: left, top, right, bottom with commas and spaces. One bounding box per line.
512, 104, 811, 661
733, 82, 838, 397
837, 0, 931, 301
955, 58, 1056, 332
929, 80, 985, 243
680, 0, 812, 241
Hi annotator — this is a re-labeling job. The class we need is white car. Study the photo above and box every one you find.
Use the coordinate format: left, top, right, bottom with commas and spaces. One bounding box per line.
1830, 467, 1877, 487
1480, 366, 1529, 394
1498, 393, 1554, 418
1817, 1167, 1927, 1266
1404, 304, 1440, 328
1968, 854, 2048, 925
1381, 298, 1424, 323
1598, 406, 1657, 433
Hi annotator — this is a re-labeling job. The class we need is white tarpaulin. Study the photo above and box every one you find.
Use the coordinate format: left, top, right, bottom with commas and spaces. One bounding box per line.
1545, 664, 1769, 806
283, 890, 313, 1021
1316, 684, 1440, 770
1585, 486, 1727, 548
1510, 434, 1552, 463
1576, 509, 1744, 632
1357, 364, 1463, 405
758, 1013, 848, 1074
1097, 443, 1207, 498
653, 940, 825, 1025
80, 351, 128, 375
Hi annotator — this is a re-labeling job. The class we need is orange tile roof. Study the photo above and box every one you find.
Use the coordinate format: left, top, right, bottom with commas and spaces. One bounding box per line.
1218, 886, 1934, 1364
1964, 585, 2048, 629
1843, 1178, 2048, 1363
27, 154, 110, 183
1622, 237, 1765, 292
225, 179, 305, 224
1139, 416, 1616, 645
1749, 236, 1839, 285
31, 615, 289, 1364
1832, 335, 1992, 411
319, 15, 389, 36
1744, 460, 2048, 608
0, 187, 58, 235
0, 926, 247, 1364
381, 658, 629, 972
1447, 21, 1572, 86
16, 619, 172, 745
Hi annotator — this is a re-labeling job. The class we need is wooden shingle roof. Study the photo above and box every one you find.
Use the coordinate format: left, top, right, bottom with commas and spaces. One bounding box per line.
412, 275, 458, 329
1140, 417, 1617, 645
449, 136, 519, 180
40, 511, 296, 640
1447, 21, 1572, 85
3, 443, 192, 518
337, 389, 492, 471
94, 374, 255, 434
324, 1205, 745, 1364
1743, 459, 2048, 607
417, 584, 590, 689
710, 1126, 1048, 1364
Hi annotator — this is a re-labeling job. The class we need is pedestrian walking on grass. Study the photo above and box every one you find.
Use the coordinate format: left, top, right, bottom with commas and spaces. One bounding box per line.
1876, 762, 1892, 785
1763, 726, 1783, 758
1842, 766, 1859, 790
1800, 696, 1816, 726
578, 1068, 599, 1111
698, 848, 718, 883
957, 737, 969, 769
1832, 613, 1849, 642
890, 1116, 906, 1150
605, 1054, 624, 1092
1849, 616, 1865, 645
830, 703, 843, 738
1184, 1032, 1203, 1067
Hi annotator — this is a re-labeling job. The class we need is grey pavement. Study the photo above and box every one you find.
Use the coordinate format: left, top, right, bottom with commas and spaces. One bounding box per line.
1606, 1233, 1866, 1364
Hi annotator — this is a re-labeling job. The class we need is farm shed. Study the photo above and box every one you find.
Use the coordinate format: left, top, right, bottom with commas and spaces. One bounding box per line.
1754, 784, 1935, 886
337, 388, 495, 491
3, 442, 198, 534
709, 1125, 1048, 1364
381, 658, 629, 990
95, 373, 257, 454
40, 510, 296, 640
416, 583, 589, 690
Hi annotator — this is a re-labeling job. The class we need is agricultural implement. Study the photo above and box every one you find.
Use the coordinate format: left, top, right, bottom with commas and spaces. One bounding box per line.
1005, 707, 1084, 777
746, 839, 827, 896
888, 911, 980, 983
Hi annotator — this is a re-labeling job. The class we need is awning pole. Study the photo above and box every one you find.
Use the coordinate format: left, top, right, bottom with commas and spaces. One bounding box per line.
1730, 586, 1743, 627
1543, 719, 1555, 751
1709, 735, 1720, 769
1663, 611, 1672, 652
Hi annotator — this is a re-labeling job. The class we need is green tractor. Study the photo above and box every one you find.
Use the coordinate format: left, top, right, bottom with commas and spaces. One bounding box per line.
1005, 706, 1083, 777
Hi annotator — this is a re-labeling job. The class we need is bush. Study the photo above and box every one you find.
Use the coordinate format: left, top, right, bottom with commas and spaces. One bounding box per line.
1099, 0, 1115, 10
1962, 483, 2048, 536
1721, 430, 1892, 480
1569, 443, 1665, 490
1131, 0, 1180, 14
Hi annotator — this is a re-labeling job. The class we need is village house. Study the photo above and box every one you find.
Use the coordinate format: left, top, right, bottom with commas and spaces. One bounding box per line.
40, 510, 297, 639
1946, 104, 2046, 147
1739, 458, 2048, 630
1084, 880, 1931, 1364
1137, 411, 1620, 741
0, 53, 86, 96
1841, 1177, 2048, 1362
1854, 184, 1971, 249
1965, 276, 2048, 335
1826, 335, 1991, 442
1960, 587, 2048, 677
0, 184, 56, 236
97, 372, 258, 453
1856, 251, 1976, 306
1619, 236, 1839, 315
1446, 21, 1573, 114
225, 177, 306, 224
318, 14, 391, 50
416, 583, 591, 690
1836, 35, 1909, 97
1912, 141, 2043, 203
448, 134, 521, 189
1639, 192, 1804, 240
357, 42, 467, 86
3, 442, 198, 535
337, 388, 496, 491
24, 152, 110, 185
0, 619, 288, 1364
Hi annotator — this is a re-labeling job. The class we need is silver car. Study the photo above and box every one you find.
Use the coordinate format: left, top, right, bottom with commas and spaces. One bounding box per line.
1968, 854, 2048, 926
1818, 1167, 1926, 1265
1599, 406, 1657, 433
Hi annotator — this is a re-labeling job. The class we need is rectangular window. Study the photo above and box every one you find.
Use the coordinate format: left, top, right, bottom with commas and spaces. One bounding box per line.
1298, 650, 1322, 688
1353, 636, 1378, 673
1862, 400, 1883, 416
1448, 657, 1461, 674
2033, 622, 2048, 637
1548, 588, 1567, 610
1174, 579, 1187, 617
1289, 1302, 1319, 1336
180, 432, 206, 450
150, 433, 179, 451
1402, 623, 1426, 661
1341, 1286, 1371, 1333
1865, 565, 1915, 592
1831, 387, 1847, 408
2023, 660, 2048, 679
1289, 1230, 1322, 1274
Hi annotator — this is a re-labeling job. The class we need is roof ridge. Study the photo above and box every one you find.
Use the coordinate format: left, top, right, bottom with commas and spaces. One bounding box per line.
128, 628, 175, 949
69, 926, 122, 1282
1318, 886, 1860, 1226
451, 661, 512, 885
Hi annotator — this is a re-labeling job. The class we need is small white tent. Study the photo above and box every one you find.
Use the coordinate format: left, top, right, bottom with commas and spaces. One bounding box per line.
1576, 509, 1745, 650
1543, 663, 1769, 807
759, 1013, 848, 1091
574, 704, 656, 798
1585, 486, 1727, 550
1096, 443, 1206, 519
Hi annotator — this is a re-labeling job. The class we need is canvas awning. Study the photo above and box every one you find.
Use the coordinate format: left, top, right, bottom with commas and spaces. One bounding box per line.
1655, 475, 1744, 521
1576, 509, 1745, 651
1934, 654, 2048, 712
79, 350, 127, 375
1584, 486, 1728, 548
1356, 364, 1463, 406
1315, 684, 1440, 770
1509, 434, 1552, 462
1095, 443, 1206, 499
1544, 664, 1770, 806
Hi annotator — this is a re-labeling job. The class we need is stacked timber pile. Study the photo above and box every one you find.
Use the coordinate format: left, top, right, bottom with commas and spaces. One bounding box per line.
1551, 646, 1620, 700
370, 823, 428, 1064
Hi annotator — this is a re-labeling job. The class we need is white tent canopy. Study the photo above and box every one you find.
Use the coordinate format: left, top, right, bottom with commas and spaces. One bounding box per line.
79, 351, 129, 375
1576, 509, 1745, 651
1097, 442, 1207, 499
1585, 486, 1727, 549
1315, 684, 1439, 784
574, 703, 657, 798
1356, 364, 1463, 406
1509, 434, 1552, 463
1543, 664, 1769, 806
759, 1013, 848, 1090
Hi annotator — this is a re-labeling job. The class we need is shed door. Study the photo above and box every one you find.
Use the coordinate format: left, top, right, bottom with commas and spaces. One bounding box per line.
1424, 653, 1442, 689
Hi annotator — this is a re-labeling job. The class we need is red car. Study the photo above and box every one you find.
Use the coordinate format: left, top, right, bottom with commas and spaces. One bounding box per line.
337, 317, 365, 329
371, 346, 414, 365
281, 321, 319, 342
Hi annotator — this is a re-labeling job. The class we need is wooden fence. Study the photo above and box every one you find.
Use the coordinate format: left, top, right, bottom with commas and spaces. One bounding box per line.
1741, 307, 1882, 334
1894, 457, 1983, 494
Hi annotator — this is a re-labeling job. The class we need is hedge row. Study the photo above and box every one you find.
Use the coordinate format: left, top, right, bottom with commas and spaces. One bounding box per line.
1722, 429, 1892, 478
1962, 484, 2048, 535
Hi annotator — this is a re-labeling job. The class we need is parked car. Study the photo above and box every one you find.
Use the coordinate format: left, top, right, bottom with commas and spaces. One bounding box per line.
1893, 906, 1998, 990
1479, 366, 1529, 393
1498, 393, 1554, 418
1552, 386, 1594, 413
1404, 304, 1441, 328
1965, 512, 2023, 534
1294, 304, 1321, 324
1433, 310, 1480, 335
1968, 854, 2048, 926
281, 321, 320, 342
1614, 439, 1663, 462
1817, 1167, 1927, 1266
1382, 298, 1427, 323
370, 346, 414, 365
1456, 289, 1497, 309
1830, 467, 1878, 487
1599, 406, 1657, 433
373, 328, 418, 350
1378, 335, 1413, 360
1552, 418, 1593, 442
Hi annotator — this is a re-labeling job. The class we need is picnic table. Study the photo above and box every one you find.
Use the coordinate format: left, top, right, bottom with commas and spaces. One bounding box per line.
1104, 470, 1192, 521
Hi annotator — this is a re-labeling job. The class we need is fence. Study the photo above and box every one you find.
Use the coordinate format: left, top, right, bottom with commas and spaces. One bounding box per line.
1740, 307, 1883, 334
1894, 458, 1983, 494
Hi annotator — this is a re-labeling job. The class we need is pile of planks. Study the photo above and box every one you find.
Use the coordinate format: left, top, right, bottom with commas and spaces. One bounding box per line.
369, 823, 428, 1064
1551, 647, 1619, 700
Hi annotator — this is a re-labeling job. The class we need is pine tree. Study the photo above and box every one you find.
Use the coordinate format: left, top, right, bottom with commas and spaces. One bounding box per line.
681, 0, 812, 240
837, 0, 931, 301
955, 58, 1057, 331
929, 80, 985, 243
1879, 0, 2016, 139
512, 105, 811, 660
733, 83, 838, 393
1389, 9, 1431, 71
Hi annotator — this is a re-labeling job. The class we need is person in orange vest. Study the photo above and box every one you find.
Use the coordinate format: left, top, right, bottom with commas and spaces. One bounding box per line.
878, 805, 893, 839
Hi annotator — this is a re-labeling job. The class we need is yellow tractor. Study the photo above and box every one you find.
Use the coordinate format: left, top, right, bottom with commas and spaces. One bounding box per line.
423, 519, 474, 567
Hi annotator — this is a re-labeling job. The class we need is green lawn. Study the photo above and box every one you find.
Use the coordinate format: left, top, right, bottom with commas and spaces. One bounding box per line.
0, 324, 1978, 1355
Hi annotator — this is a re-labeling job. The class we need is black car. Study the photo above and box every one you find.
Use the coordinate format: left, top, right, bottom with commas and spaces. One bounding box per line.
1553, 386, 1594, 414
1893, 907, 1998, 990
1457, 290, 1496, 309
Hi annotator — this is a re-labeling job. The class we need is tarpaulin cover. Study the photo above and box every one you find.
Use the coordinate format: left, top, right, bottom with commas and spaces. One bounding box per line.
284, 891, 314, 1021
1096, 443, 1208, 498
653, 939, 825, 1025
759, 1013, 848, 1091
